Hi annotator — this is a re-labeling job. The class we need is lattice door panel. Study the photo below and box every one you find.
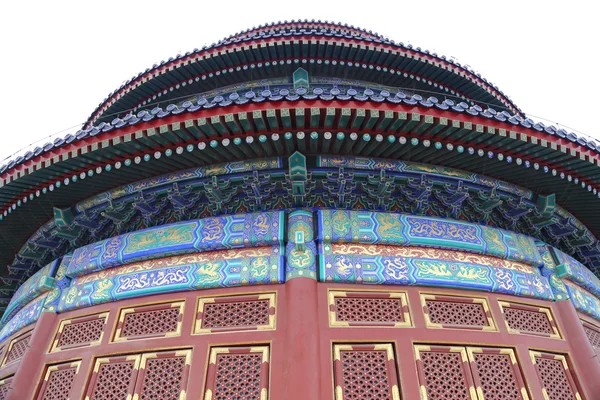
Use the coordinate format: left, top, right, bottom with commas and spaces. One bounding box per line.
133, 350, 191, 400
415, 345, 477, 400
421, 294, 495, 331
467, 348, 528, 400
328, 290, 411, 327
36, 361, 80, 400
85, 355, 141, 400
530, 351, 581, 400
3, 330, 32, 366
203, 346, 270, 400
0, 376, 12, 400
582, 320, 600, 350
333, 344, 400, 400
114, 301, 184, 342
499, 301, 560, 338
51, 312, 108, 352
195, 293, 276, 334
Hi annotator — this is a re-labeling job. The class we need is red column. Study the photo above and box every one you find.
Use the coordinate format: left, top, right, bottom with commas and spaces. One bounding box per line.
8, 312, 58, 400
282, 278, 321, 400
555, 299, 600, 397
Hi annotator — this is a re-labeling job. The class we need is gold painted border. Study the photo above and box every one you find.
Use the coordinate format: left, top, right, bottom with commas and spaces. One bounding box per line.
49, 311, 109, 353
84, 355, 142, 400
413, 344, 477, 400
529, 350, 583, 400
0, 375, 13, 396
420, 292, 497, 331
2, 328, 33, 367
36, 360, 82, 399
498, 300, 562, 339
112, 300, 185, 343
193, 292, 277, 335
327, 289, 412, 328
332, 343, 400, 400
204, 345, 270, 400
135, 349, 192, 400
466, 347, 530, 400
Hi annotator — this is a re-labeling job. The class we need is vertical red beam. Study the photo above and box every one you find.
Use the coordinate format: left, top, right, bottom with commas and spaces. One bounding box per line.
514, 343, 546, 399
8, 312, 57, 400
283, 278, 321, 400
555, 299, 600, 397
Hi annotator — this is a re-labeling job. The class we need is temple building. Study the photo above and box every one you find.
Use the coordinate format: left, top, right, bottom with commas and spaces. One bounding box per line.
1, 20, 600, 399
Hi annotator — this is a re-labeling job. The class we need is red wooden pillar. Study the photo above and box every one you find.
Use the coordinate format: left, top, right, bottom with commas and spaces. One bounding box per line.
282, 278, 321, 400
555, 299, 600, 397
8, 312, 57, 400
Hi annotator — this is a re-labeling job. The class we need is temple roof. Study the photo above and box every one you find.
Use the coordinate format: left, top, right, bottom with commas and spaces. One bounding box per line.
1, 20, 599, 310
81, 20, 522, 128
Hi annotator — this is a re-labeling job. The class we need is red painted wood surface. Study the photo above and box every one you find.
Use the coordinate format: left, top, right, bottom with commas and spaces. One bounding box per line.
0, 282, 598, 399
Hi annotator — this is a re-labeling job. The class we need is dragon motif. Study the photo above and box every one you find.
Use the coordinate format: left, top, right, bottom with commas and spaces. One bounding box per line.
383, 257, 408, 280
201, 218, 225, 242
251, 257, 269, 279
196, 262, 222, 285
408, 218, 479, 243
375, 214, 404, 241
334, 255, 354, 279
253, 214, 270, 236
126, 223, 195, 253
331, 211, 350, 236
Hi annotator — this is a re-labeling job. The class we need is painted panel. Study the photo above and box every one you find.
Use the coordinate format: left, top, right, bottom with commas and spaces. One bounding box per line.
541, 269, 569, 301
0, 293, 47, 342
58, 246, 284, 312
67, 211, 285, 278
43, 255, 72, 313
2, 260, 58, 323
565, 280, 600, 321
317, 210, 543, 267
76, 158, 282, 212
320, 244, 553, 300
286, 210, 317, 280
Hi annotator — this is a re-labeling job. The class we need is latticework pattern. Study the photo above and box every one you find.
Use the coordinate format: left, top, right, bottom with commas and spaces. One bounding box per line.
203, 300, 270, 328
426, 300, 488, 327
503, 308, 553, 334
472, 353, 520, 400
340, 350, 391, 399
90, 361, 136, 400
420, 351, 470, 400
0, 378, 11, 400
535, 357, 577, 400
335, 297, 404, 323
139, 356, 186, 400
213, 353, 262, 399
583, 325, 600, 349
5, 334, 31, 364
121, 308, 179, 338
57, 318, 104, 347
40, 367, 77, 400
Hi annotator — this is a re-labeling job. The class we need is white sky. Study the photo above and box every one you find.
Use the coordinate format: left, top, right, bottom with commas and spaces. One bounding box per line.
0, 0, 598, 163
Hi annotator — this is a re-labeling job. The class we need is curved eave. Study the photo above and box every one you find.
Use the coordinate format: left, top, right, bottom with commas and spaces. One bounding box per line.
1, 99, 600, 281
83, 28, 520, 127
